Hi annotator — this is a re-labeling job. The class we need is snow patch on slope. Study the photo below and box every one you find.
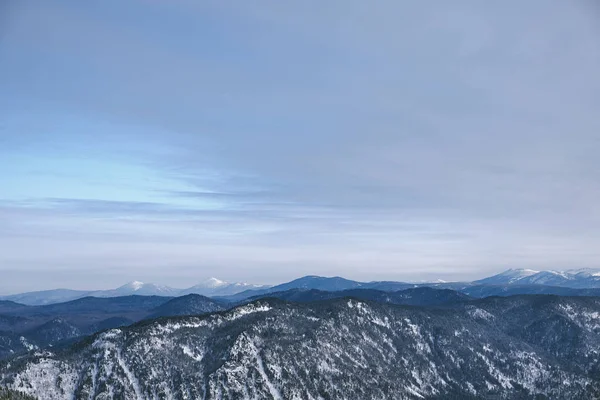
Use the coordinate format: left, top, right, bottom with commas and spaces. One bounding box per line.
12, 359, 78, 399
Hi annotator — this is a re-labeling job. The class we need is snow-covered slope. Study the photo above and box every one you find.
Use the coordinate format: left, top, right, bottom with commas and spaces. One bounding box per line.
474, 268, 540, 285
4, 296, 600, 399
475, 268, 600, 288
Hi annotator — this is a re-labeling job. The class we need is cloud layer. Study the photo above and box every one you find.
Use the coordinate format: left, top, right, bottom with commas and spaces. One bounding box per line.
1, 0, 599, 292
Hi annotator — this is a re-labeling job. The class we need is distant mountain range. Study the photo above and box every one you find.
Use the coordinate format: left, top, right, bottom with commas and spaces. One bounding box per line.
0, 279, 270, 305
3, 268, 600, 306
219, 269, 600, 301
474, 268, 600, 287
245, 287, 471, 307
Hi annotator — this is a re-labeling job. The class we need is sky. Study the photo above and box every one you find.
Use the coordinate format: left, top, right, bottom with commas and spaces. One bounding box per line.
1, 0, 599, 293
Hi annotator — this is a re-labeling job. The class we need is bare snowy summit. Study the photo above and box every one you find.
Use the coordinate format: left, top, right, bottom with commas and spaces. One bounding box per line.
197, 278, 228, 288
122, 281, 145, 291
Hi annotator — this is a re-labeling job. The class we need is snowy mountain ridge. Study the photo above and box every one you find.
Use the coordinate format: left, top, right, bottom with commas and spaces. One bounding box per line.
4, 296, 600, 399
5, 268, 600, 306
0, 279, 269, 306
475, 268, 600, 287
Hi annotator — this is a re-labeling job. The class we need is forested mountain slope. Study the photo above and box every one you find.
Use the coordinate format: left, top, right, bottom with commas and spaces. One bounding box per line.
3, 295, 600, 399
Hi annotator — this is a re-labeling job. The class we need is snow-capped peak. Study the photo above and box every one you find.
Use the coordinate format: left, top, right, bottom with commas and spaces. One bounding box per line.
475, 268, 541, 285
567, 268, 600, 277
500, 269, 540, 277
198, 278, 228, 289
124, 281, 145, 291
95, 281, 181, 297
117, 281, 174, 292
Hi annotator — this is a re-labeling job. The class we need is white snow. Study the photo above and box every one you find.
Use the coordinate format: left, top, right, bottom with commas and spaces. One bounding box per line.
500, 269, 540, 282
181, 345, 204, 362
19, 336, 38, 351
467, 307, 495, 321
199, 278, 228, 288
116, 348, 143, 400
129, 281, 144, 291
482, 268, 600, 287
227, 304, 272, 321
12, 359, 78, 400
252, 342, 283, 400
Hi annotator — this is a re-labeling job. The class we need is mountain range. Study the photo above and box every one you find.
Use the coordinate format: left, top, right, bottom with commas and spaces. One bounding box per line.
3, 269, 600, 398
2, 280, 600, 363
474, 268, 600, 287
0, 279, 270, 306
0, 286, 477, 361
4, 269, 600, 306
220, 269, 600, 302
0, 294, 226, 359
4, 295, 600, 399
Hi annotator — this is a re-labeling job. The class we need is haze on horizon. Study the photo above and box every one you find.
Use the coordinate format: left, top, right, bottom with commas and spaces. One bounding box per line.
1, 0, 599, 293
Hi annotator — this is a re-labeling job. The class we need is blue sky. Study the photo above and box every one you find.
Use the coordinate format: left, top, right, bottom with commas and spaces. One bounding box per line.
1, 0, 599, 293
